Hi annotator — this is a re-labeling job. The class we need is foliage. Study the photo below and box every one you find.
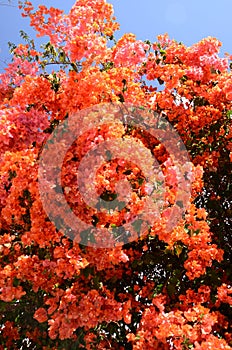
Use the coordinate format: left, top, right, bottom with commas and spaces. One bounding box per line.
0, 1, 231, 349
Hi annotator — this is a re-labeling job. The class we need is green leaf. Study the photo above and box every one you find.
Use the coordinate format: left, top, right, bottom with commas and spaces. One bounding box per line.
132, 219, 143, 234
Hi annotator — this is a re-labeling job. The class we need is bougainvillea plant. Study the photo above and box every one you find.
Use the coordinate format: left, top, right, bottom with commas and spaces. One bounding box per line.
0, 1, 231, 349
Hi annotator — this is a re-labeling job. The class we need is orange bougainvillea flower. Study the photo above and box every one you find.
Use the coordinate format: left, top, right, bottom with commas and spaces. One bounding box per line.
34, 307, 48, 323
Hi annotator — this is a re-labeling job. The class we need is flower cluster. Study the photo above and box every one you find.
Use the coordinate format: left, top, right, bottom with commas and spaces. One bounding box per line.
0, 1, 231, 349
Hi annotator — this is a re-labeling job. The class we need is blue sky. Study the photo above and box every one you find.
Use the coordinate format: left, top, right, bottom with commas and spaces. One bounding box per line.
0, 0, 231, 71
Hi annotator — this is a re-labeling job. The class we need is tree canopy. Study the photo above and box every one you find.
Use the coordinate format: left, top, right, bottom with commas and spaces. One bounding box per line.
0, 1, 231, 349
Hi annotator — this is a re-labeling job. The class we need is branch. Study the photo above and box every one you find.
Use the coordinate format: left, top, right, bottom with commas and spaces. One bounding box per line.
40, 61, 82, 72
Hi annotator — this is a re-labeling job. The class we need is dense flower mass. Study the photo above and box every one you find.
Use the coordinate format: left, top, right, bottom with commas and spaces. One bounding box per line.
0, 1, 231, 349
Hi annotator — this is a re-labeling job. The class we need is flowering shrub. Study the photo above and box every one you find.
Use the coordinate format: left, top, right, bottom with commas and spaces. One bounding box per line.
0, 1, 231, 349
